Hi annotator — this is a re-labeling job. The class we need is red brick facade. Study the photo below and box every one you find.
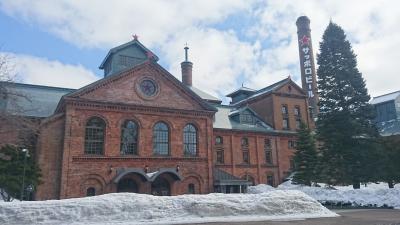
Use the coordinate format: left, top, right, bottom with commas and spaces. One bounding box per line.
1, 59, 312, 200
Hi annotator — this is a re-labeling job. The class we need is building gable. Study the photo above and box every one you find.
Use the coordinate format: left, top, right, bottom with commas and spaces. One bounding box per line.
61, 61, 216, 112
274, 80, 305, 96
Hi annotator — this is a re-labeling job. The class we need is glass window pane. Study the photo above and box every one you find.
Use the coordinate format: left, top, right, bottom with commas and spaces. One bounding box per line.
184, 124, 197, 156
85, 117, 105, 155
153, 122, 170, 155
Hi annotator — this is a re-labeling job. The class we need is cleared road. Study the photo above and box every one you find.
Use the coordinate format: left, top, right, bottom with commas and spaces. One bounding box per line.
188, 209, 400, 225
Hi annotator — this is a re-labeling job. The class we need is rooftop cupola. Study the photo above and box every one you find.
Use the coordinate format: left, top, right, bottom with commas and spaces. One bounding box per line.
99, 35, 159, 77
181, 45, 193, 86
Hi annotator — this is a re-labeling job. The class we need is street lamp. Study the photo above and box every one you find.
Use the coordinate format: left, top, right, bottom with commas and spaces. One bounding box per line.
20, 148, 29, 201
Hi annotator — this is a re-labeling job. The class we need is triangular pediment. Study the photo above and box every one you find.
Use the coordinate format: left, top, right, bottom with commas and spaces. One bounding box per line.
275, 79, 306, 96
64, 61, 216, 112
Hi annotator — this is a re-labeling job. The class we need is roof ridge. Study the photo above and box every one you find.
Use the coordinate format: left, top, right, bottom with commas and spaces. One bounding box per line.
373, 90, 400, 99
0, 81, 76, 91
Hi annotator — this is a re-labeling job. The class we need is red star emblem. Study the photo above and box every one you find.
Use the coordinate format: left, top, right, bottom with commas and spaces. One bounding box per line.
299, 35, 310, 46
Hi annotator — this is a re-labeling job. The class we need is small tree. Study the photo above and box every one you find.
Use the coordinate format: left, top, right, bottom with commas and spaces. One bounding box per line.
292, 122, 318, 186
0, 145, 41, 201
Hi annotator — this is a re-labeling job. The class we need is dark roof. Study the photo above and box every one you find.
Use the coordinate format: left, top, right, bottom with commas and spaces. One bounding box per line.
230, 77, 304, 106
0, 82, 74, 117
99, 39, 159, 69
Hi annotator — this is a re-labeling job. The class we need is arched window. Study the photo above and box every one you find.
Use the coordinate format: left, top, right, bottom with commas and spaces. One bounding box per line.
120, 120, 139, 155
183, 124, 197, 156
153, 122, 169, 155
85, 117, 105, 155
86, 187, 96, 196
215, 136, 223, 145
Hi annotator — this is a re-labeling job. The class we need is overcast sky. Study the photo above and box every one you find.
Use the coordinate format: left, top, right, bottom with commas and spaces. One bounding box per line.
0, 0, 399, 102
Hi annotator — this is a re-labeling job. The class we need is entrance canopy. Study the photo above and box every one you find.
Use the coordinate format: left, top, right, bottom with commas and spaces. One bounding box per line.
213, 169, 252, 186
113, 168, 182, 184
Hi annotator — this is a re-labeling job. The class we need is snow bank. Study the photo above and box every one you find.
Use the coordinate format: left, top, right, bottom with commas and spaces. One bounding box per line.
248, 184, 275, 193
0, 191, 337, 225
278, 181, 400, 209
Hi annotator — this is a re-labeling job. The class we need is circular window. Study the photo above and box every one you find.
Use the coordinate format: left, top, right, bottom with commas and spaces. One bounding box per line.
139, 79, 157, 96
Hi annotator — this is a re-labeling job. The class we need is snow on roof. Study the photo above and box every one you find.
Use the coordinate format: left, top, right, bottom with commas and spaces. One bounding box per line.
0, 191, 337, 224
371, 90, 400, 105
226, 86, 256, 97
188, 86, 221, 102
213, 105, 276, 133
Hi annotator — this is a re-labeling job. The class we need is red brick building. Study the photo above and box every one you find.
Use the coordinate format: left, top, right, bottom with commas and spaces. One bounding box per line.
0, 39, 313, 200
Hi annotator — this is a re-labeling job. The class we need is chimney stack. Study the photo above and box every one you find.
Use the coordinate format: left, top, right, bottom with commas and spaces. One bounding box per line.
296, 16, 318, 119
181, 45, 193, 86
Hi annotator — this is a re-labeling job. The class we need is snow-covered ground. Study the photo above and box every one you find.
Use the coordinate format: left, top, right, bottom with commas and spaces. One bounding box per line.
249, 182, 400, 209
0, 191, 337, 225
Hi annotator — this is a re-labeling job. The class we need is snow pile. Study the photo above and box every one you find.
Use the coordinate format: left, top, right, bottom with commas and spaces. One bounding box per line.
248, 184, 275, 193
0, 191, 337, 225
278, 181, 400, 209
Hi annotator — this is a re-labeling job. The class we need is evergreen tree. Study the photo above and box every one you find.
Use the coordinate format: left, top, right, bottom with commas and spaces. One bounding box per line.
380, 137, 400, 188
0, 145, 41, 201
316, 22, 378, 188
292, 122, 318, 186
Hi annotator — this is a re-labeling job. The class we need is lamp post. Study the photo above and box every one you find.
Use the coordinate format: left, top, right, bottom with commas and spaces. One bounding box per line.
20, 148, 29, 201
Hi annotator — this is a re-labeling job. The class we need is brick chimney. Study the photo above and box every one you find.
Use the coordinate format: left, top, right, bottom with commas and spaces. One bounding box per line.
181, 46, 193, 86
296, 16, 318, 119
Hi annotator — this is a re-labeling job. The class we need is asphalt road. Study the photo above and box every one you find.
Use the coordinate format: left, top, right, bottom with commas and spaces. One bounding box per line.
188, 209, 400, 225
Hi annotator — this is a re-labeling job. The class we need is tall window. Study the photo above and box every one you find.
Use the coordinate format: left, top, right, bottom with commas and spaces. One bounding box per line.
85, 117, 105, 155
282, 105, 289, 129
264, 139, 272, 164
216, 150, 224, 164
295, 118, 302, 129
184, 124, 197, 156
120, 120, 138, 155
267, 174, 274, 186
281, 105, 288, 114
153, 122, 170, 155
215, 136, 224, 164
294, 106, 301, 117
241, 137, 249, 164
283, 118, 289, 129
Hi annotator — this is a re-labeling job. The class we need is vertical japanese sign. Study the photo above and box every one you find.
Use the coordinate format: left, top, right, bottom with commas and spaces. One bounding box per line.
296, 16, 318, 118
299, 35, 314, 98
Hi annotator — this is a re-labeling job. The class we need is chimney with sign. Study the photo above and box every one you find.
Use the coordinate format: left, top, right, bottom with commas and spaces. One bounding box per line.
296, 16, 318, 119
